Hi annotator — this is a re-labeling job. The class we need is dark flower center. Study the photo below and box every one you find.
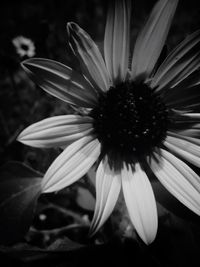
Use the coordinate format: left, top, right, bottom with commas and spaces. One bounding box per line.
90, 81, 169, 164
21, 44, 29, 51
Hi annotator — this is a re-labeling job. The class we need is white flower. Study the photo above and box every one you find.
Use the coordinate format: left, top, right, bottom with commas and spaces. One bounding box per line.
18, 0, 200, 245
12, 36, 35, 58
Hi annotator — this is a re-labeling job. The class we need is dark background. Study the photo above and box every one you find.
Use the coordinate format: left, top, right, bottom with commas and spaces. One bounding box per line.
0, 1, 200, 266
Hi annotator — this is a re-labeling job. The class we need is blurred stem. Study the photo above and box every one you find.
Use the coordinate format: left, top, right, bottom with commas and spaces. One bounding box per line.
27, 224, 89, 246
47, 202, 89, 225
29, 224, 89, 239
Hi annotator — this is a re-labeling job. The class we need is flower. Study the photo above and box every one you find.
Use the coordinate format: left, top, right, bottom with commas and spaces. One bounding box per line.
12, 36, 35, 58
18, 0, 200, 244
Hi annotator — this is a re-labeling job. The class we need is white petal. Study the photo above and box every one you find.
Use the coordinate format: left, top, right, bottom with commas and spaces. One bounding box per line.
41, 136, 101, 193
151, 149, 200, 215
90, 156, 121, 234
122, 163, 158, 245
177, 129, 200, 139
168, 112, 200, 132
67, 22, 110, 91
104, 0, 131, 83
22, 58, 98, 108
151, 30, 200, 91
165, 135, 200, 168
163, 149, 200, 193
131, 0, 178, 80
167, 133, 200, 155
17, 115, 94, 148
182, 113, 200, 120
168, 130, 200, 145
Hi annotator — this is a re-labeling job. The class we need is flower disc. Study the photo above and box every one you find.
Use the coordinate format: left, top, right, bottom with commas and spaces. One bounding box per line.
91, 82, 169, 163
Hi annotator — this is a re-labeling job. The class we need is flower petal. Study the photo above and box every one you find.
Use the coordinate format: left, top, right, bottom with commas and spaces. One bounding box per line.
90, 156, 121, 234
18, 115, 93, 148
151, 149, 200, 215
131, 0, 178, 80
168, 111, 200, 132
67, 22, 110, 91
164, 83, 200, 110
104, 0, 131, 83
122, 163, 158, 245
165, 135, 200, 168
22, 58, 98, 108
41, 136, 101, 193
182, 113, 200, 120
151, 30, 200, 91
172, 128, 200, 142
168, 130, 200, 145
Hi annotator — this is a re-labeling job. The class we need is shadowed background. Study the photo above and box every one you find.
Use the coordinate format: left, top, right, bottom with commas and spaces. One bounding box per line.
0, 1, 200, 266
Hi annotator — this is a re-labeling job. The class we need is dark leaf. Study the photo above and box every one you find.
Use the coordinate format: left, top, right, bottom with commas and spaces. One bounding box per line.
76, 168, 96, 210
0, 237, 85, 263
0, 161, 42, 245
47, 237, 84, 251
76, 187, 95, 211
152, 180, 200, 224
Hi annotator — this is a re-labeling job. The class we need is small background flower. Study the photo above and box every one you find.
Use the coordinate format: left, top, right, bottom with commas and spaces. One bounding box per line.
0, 0, 200, 266
12, 36, 36, 58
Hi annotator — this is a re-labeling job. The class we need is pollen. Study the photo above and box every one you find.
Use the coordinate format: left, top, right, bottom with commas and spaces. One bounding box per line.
90, 81, 169, 162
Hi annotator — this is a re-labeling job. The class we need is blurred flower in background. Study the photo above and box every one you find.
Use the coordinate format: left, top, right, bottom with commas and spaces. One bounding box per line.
12, 36, 36, 58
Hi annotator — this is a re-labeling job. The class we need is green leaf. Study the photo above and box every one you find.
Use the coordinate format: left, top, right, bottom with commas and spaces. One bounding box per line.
0, 161, 42, 245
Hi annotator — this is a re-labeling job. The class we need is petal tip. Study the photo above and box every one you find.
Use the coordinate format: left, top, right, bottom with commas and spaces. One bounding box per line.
41, 176, 54, 193
21, 59, 30, 71
88, 226, 96, 238
66, 21, 73, 32
67, 22, 80, 35
139, 221, 158, 245
17, 130, 24, 143
21, 58, 35, 68
88, 222, 100, 237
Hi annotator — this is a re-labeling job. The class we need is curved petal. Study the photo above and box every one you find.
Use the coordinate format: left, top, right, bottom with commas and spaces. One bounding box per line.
182, 113, 200, 120
41, 136, 101, 193
168, 111, 200, 131
104, 0, 131, 83
22, 58, 98, 108
122, 163, 158, 245
131, 0, 178, 80
162, 149, 200, 193
151, 149, 200, 215
67, 22, 110, 91
164, 135, 200, 168
168, 130, 200, 145
17, 115, 94, 148
177, 129, 200, 139
151, 30, 200, 91
164, 83, 200, 110
90, 156, 121, 235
